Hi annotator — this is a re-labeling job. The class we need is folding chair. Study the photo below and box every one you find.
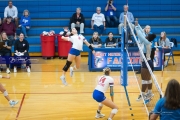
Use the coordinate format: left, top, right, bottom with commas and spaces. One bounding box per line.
165, 42, 175, 66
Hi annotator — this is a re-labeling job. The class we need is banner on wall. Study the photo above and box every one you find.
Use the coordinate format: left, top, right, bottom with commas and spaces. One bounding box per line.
91, 50, 162, 69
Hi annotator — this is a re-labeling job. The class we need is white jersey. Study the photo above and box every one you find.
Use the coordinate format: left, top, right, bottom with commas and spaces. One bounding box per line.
95, 75, 114, 93
91, 13, 105, 26
68, 34, 86, 51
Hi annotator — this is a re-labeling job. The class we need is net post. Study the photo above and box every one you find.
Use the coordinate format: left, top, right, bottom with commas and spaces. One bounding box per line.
120, 15, 131, 107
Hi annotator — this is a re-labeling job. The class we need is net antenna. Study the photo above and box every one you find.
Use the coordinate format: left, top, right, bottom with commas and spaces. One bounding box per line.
125, 16, 164, 98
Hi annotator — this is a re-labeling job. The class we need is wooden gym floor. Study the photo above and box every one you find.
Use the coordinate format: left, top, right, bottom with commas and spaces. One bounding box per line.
0, 56, 180, 120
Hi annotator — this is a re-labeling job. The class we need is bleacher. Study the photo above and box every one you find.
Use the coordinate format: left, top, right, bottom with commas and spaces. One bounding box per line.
0, 0, 180, 54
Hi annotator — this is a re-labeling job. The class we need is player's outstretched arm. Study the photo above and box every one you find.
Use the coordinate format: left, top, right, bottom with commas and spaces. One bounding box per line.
84, 40, 95, 54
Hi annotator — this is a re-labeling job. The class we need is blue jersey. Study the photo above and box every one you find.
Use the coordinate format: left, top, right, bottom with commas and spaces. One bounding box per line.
153, 98, 180, 120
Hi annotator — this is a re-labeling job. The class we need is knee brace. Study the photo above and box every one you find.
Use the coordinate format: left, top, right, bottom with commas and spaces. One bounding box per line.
63, 61, 72, 72
142, 80, 152, 84
99, 103, 103, 107
3, 90, 8, 96
142, 80, 149, 84
148, 80, 152, 84
111, 109, 118, 114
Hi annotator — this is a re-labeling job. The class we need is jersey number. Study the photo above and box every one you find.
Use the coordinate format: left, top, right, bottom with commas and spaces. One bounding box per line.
99, 77, 106, 83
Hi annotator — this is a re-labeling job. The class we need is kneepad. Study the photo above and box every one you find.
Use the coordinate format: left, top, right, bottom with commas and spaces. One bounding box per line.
111, 109, 118, 114
3, 91, 8, 96
99, 103, 103, 107
63, 61, 72, 72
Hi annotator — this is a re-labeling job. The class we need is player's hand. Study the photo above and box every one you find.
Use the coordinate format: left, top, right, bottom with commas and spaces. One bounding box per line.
156, 48, 159, 51
104, 26, 106, 30
91, 27, 94, 29
92, 50, 95, 55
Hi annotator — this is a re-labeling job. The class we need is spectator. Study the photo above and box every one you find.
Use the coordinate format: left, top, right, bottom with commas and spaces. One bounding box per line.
19, 10, 31, 38
89, 32, 102, 48
3, 0, 18, 28
105, 32, 116, 48
91, 7, 106, 36
0, 16, 16, 43
70, 7, 84, 34
0, 32, 12, 74
105, 0, 118, 27
14, 33, 30, 73
150, 79, 180, 120
118, 5, 134, 36
144, 25, 158, 62
158, 31, 170, 67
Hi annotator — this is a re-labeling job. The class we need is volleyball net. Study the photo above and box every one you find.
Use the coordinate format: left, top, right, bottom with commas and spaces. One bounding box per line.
121, 15, 164, 115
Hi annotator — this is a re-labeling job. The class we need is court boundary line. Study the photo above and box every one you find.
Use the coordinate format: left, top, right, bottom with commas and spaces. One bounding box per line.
16, 93, 26, 120
5, 92, 140, 94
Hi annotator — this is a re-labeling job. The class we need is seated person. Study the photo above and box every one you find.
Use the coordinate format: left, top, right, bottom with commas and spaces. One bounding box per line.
3, 1, 18, 28
0, 32, 12, 74
150, 79, 180, 120
19, 9, 31, 38
70, 7, 84, 34
91, 7, 106, 36
158, 31, 170, 67
89, 32, 102, 48
13, 33, 30, 73
105, 32, 116, 48
0, 16, 16, 42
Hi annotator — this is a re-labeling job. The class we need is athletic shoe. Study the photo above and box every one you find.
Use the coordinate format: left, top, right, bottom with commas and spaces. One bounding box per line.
136, 94, 147, 101
95, 113, 105, 118
9, 100, 19, 107
26, 67, 31, 73
6, 68, 10, 74
14, 67, 17, 73
146, 93, 154, 100
70, 67, 73, 77
144, 99, 151, 104
136, 94, 142, 101
60, 76, 67, 86
107, 118, 112, 120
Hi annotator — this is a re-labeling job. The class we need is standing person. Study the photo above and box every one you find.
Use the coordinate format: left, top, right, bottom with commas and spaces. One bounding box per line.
14, 33, 31, 73
19, 10, 31, 38
60, 28, 95, 85
105, 32, 116, 48
135, 21, 156, 104
0, 16, 16, 42
3, 0, 18, 28
91, 7, 106, 36
0, 32, 12, 74
150, 79, 180, 120
70, 7, 85, 34
89, 32, 102, 48
105, 0, 118, 27
93, 67, 118, 120
118, 5, 134, 36
0, 75, 19, 107
158, 31, 170, 67
144, 25, 158, 62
